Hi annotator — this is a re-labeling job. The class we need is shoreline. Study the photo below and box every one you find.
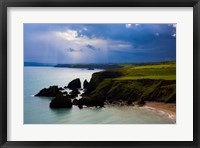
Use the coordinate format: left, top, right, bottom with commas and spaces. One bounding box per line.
143, 102, 176, 123
105, 101, 176, 122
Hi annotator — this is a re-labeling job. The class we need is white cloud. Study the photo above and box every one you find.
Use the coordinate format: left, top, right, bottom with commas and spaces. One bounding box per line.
155, 32, 159, 36
31, 29, 134, 63
83, 27, 87, 31
168, 24, 176, 37
172, 24, 177, 28
56, 30, 78, 41
125, 24, 132, 28
172, 33, 176, 37
168, 24, 177, 28
55, 29, 133, 51
125, 24, 140, 28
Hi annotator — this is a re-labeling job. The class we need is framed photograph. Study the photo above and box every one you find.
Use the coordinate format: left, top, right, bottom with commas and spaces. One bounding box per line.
0, 0, 199, 147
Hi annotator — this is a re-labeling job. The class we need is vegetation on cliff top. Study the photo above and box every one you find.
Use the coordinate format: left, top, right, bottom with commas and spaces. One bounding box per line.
84, 62, 176, 104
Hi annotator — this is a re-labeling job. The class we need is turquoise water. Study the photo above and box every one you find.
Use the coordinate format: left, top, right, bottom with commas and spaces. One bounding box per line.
24, 67, 175, 124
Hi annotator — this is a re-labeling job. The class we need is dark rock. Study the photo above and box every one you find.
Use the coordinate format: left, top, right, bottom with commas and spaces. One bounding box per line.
77, 95, 105, 108
108, 100, 113, 104
127, 99, 133, 105
62, 91, 68, 96
68, 89, 80, 99
68, 94, 77, 99
83, 79, 89, 89
35, 85, 61, 97
137, 99, 146, 106
59, 87, 64, 90
78, 104, 83, 109
67, 78, 81, 89
64, 86, 67, 89
72, 99, 79, 105
49, 93, 72, 108
99, 104, 104, 108
70, 89, 80, 95
72, 98, 83, 109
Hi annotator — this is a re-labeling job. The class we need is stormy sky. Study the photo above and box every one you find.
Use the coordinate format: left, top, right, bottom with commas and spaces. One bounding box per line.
24, 24, 176, 64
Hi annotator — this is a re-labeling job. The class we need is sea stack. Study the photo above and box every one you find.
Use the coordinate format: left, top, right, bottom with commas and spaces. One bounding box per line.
49, 93, 72, 108
35, 85, 61, 97
83, 79, 89, 89
67, 78, 81, 90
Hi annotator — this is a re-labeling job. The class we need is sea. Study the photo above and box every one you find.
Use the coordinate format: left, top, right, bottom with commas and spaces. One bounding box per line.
24, 66, 175, 124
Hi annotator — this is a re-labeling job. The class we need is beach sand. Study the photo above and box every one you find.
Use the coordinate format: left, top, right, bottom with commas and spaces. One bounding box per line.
142, 102, 176, 123
145, 102, 176, 114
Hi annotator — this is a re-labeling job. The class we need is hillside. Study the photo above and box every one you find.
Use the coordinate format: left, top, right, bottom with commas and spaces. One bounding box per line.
82, 62, 176, 105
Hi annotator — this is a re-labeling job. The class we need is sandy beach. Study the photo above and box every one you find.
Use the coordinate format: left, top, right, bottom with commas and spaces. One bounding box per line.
143, 102, 176, 123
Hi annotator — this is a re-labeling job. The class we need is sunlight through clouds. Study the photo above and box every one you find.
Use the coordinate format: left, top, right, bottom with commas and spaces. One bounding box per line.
56, 30, 78, 41
24, 24, 176, 63
29, 29, 134, 63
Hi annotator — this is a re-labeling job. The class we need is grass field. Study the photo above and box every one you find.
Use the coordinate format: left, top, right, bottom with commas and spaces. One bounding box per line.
114, 75, 176, 80
86, 62, 176, 103
111, 62, 176, 81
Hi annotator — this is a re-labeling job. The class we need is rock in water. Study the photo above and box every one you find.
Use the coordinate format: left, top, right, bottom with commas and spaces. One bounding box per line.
62, 91, 68, 96
67, 78, 81, 89
127, 99, 133, 105
35, 85, 61, 97
77, 95, 105, 108
137, 99, 146, 106
83, 79, 89, 89
78, 104, 83, 109
58, 87, 64, 91
72, 99, 79, 105
49, 93, 72, 108
70, 89, 80, 97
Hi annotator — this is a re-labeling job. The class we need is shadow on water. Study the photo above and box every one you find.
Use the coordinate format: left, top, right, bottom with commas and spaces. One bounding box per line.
49, 107, 72, 116
34, 96, 54, 100
85, 106, 105, 112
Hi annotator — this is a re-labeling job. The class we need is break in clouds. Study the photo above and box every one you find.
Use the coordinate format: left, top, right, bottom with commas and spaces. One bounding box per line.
24, 24, 176, 64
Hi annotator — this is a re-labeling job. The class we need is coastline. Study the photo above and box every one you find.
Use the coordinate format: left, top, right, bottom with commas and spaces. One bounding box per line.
105, 101, 176, 123
143, 102, 176, 123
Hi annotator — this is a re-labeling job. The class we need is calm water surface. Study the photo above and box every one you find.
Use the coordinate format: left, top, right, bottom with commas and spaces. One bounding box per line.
24, 66, 175, 124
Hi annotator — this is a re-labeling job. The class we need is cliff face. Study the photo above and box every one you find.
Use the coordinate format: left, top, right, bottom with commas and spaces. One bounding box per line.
84, 70, 176, 104
84, 70, 123, 95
